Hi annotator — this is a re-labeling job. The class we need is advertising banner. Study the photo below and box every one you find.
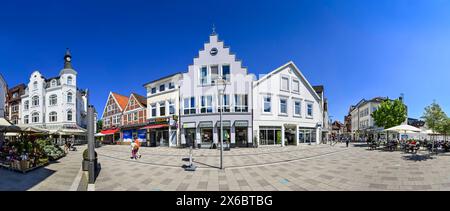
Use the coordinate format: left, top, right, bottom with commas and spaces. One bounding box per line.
138, 129, 147, 142
123, 130, 133, 142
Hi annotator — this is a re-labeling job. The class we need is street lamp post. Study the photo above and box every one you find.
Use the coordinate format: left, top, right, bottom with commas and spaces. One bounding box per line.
216, 78, 227, 170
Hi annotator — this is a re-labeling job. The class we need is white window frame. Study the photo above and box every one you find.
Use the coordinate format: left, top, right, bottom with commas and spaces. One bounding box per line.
134, 112, 138, 121
49, 112, 57, 122
292, 79, 300, 93
151, 104, 157, 117
67, 76, 73, 85
67, 92, 73, 103
32, 96, 39, 107
24, 115, 29, 124
234, 94, 248, 113
24, 101, 29, 110
183, 97, 196, 115
200, 96, 213, 114
219, 94, 230, 113
293, 99, 302, 117
49, 95, 57, 106
210, 65, 219, 85
67, 111, 73, 121
306, 102, 314, 118
32, 113, 39, 123
280, 75, 290, 92
262, 95, 272, 114
279, 97, 288, 115
159, 101, 166, 116
221, 64, 231, 82
199, 66, 208, 85
169, 100, 175, 115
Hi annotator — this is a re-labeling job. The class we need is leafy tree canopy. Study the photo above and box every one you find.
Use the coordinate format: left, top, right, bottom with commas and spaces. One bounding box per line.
371, 99, 407, 129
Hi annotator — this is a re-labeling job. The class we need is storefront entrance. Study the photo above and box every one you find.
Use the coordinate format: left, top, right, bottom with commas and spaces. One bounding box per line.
259, 127, 281, 145
185, 128, 196, 147
299, 128, 316, 144
150, 130, 169, 147
200, 128, 213, 148
235, 127, 248, 147
284, 125, 297, 145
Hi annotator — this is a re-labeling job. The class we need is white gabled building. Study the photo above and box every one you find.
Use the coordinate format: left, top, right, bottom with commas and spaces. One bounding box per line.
20, 49, 88, 135
253, 61, 324, 146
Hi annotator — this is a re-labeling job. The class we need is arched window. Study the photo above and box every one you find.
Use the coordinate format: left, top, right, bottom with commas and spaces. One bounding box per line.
32, 113, 39, 123
67, 110, 73, 121
67, 76, 73, 85
51, 80, 56, 87
24, 115, 29, 124
33, 81, 38, 89
67, 92, 73, 103
32, 96, 39, 106
49, 112, 57, 122
49, 95, 57, 106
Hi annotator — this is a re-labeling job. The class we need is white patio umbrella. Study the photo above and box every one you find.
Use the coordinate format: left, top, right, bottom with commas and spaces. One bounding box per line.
385, 124, 421, 140
95, 132, 106, 137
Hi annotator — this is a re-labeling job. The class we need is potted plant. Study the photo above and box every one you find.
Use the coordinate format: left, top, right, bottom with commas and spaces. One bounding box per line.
82, 149, 97, 171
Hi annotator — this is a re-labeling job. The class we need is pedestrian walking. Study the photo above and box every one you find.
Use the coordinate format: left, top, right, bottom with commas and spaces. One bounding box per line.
134, 136, 141, 159
346, 137, 349, 147
130, 139, 137, 160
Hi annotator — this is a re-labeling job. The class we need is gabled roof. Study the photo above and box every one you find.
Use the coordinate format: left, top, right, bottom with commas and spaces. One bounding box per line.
132, 93, 147, 107
123, 93, 147, 111
254, 61, 321, 102
111, 92, 129, 110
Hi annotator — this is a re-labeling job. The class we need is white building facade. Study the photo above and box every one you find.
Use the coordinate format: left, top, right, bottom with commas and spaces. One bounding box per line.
350, 97, 386, 135
253, 62, 324, 146
179, 32, 255, 148
20, 49, 88, 133
0, 74, 7, 118
144, 73, 182, 147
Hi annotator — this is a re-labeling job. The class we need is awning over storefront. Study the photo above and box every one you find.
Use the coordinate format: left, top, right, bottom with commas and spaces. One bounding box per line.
234, 120, 249, 127
199, 121, 213, 128
101, 128, 120, 135
182, 122, 196, 129
141, 124, 169, 130
216, 121, 231, 127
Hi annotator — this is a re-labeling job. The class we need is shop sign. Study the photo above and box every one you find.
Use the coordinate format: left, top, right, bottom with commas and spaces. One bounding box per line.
234, 120, 248, 127
183, 122, 196, 129
216, 121, 231, 127
198, 121, 213, 128
148, 117, 170, 125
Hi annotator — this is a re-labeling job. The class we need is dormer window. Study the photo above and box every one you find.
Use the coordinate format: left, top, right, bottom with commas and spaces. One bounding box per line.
67, 76, 73, 85
33, 81, 38, 90
151, 87, 157, 94
51, 80, 57, 87
159, 84, 165, 92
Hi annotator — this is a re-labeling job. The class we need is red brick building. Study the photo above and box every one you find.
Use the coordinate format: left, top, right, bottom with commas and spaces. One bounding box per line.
100, 92, 129, 143
5, 84, 26, 124
120, 93, 148, 143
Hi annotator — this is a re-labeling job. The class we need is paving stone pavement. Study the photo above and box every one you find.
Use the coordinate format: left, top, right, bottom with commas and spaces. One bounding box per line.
0, 145, 86, 191
94, 143, 450, 191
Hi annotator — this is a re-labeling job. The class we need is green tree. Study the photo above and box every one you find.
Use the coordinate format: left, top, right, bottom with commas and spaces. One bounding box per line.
421, 101, 447, 135
371, 99, 407, 141
439, 118, 450, 141
96, 120, 103, 133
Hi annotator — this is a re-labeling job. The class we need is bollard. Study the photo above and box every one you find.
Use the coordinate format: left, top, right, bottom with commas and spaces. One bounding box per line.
184, 146, 196, 171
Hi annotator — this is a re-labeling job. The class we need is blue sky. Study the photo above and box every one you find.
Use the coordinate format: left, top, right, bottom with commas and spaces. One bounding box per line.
1, 0, 449, 121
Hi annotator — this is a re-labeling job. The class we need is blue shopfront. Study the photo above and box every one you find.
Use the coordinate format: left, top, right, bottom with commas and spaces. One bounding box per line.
122, 129, 147, 143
